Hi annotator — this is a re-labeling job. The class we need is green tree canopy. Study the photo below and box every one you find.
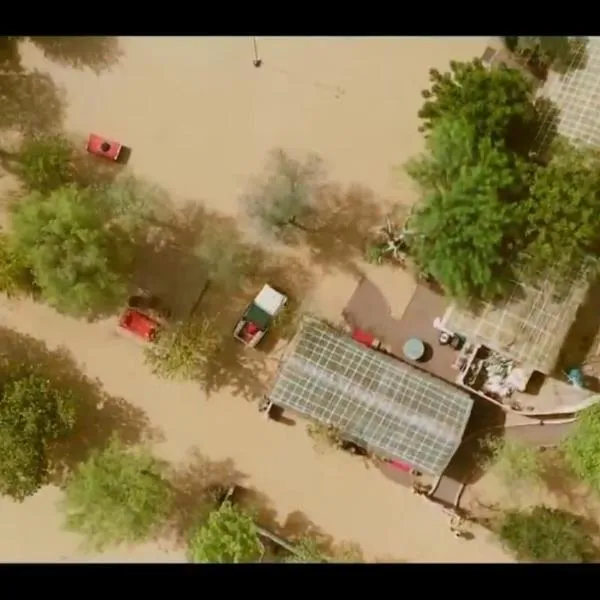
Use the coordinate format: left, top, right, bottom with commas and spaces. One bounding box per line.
17, 134, 74, 193
11, 185, 133, 316
405, 118, 528, 300
187, 501, 264, 563
283, 535, 328, 563
243, 149, 323, 243
0, 233, 34, 297
498, 505, 596, 562
418, 59, 537, 153
144, 317, 221, 381
0, 373, 77, 500
520, 142, 600, 282
61, 436, 173, 550
563, 403, 600, 492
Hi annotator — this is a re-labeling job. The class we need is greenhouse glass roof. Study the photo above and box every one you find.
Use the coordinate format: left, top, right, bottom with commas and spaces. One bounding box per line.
442, 273, 589, 375
268, 318, 474, 476
538, 37, 600, 149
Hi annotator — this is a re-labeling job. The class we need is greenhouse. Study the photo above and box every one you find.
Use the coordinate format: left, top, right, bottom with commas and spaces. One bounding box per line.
441, 274, 589, 375
267, 318, 474, 476
537, 37, 600, 149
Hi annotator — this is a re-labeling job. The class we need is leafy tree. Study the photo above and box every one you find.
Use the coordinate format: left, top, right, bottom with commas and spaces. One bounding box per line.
243, 148, 323, 243
284, 536, 363, 563
187, 501, 264, 563
194, 227, 255, 293
507, 37, 587, 77
563, 403, 600, 492
11, 185, 133, 316
520, 142, 600, 283
144, 317, 221, 381
17, 134, 74, 192
0, 373, 77, 501
0, 233, 34, 297
498, 505, 596, 562
479, 436, 544, 494
405, 118, 528, 300
284, 536, 327, 563
61, 436, 173, 550
418, 58, 537, 153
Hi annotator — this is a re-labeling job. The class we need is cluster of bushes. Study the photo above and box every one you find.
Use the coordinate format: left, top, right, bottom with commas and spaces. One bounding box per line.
378, 53, 600, 303
477, 403, 600, 562
0, 134, 152, 317
0, 344, 354, 561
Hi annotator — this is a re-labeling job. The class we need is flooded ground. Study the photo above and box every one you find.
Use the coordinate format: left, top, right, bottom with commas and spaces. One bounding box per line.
0, 36, 514, 563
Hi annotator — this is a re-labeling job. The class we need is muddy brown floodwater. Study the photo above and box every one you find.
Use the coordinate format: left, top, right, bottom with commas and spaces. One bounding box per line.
0, 36, 512, 562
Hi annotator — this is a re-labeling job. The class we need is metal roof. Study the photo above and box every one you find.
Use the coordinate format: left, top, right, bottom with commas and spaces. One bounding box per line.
255, 284, 287, 316
537, 37, 600, 149
441, 274, 589, 374
268, 318, 474, 476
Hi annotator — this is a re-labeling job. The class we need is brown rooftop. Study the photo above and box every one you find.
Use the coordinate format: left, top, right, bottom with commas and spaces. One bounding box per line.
343, 278, 458, 383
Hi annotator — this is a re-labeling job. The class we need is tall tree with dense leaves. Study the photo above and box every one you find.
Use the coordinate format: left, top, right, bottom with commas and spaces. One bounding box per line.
11, 185, 133, 316
520, 142, 600, 283
0, 233, 35, 297
498, 505, 596, 562
17, 134, 75, 192
187, 501, 264, 563
405, 118, 528, 300
61, 436, 173, 550
0, 373, 77, 501
418, 59, 538, 153
563, 403, 600, 493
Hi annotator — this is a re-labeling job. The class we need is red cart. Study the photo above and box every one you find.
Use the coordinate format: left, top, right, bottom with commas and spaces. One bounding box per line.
86, 133, 124, 162
119, 309, 160, 342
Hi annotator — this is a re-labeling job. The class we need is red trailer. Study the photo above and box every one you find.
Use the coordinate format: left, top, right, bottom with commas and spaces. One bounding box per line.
119, 309, 160, 342
86, 133, 124, 162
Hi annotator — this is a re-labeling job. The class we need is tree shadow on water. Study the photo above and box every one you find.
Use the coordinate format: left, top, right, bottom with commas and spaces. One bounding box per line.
28, 37, 123, 74
0, 69, 66, 136
0, 37, 23, 72
153, 201, 314, 402
167, 447, 246, 544
538, 451, 597, 514
199, 251, 314, 402
279, 510, 364, 562
0, 326, 160, 485
307, 182, 384, 276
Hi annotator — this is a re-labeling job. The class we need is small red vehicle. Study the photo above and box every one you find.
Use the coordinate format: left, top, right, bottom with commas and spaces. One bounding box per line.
86, 133, 124, 162
119, 309, 160, 342
118, 293, 170, 343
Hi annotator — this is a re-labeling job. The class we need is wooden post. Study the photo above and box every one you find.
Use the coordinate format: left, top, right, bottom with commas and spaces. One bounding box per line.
252, 37, 262, 68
